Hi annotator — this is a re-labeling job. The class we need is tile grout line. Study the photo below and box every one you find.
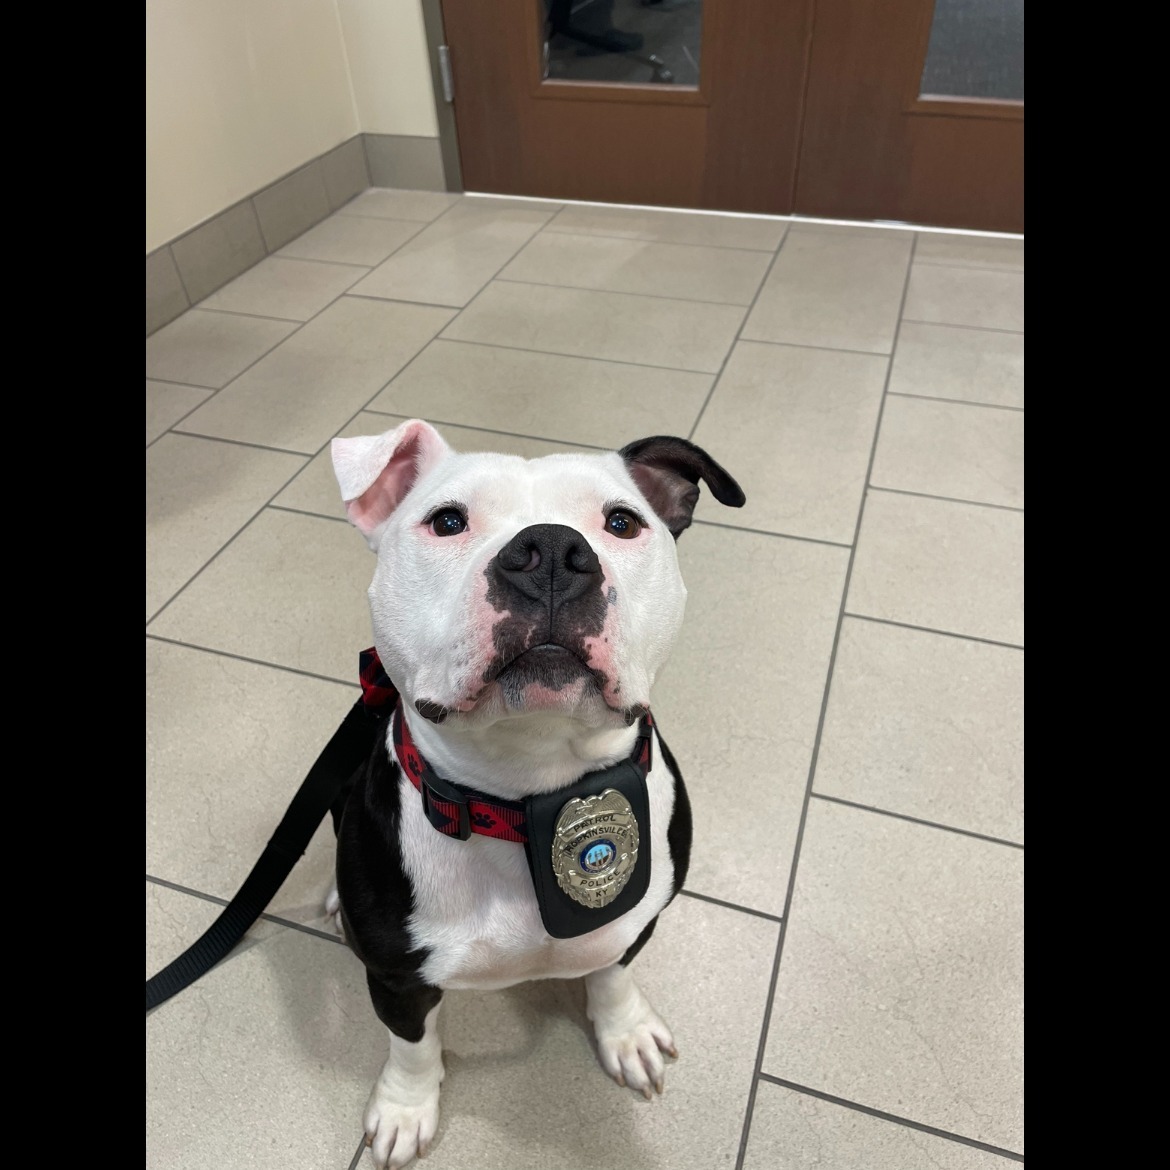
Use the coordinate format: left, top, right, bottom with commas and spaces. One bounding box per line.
168, 242, 194, 307
146, 392, 216, 447
343, 291, 470, 312
913, 258, 1023, 274
331, 209, 448, 227
146, 874, 347, 947
336, 202, 458, 230
868, 485, 1024, 514
687, 239, 790, 442
146, 374, 218, 389
167, 430, 312, 458
688, 517, 851, 549
437, 333, 719, 376
733, 233, 918, 1170
545, 203, 571, 227
757, 1075, 1024, 1163
809, 793, 1024, 850
280, 238, 427, 270
493, 274, 762, 312
539, 223, 784, 255
737, 336, 894, 359
148, 859, 785, 947
346, 1134, 369, 1170
901, 318, 1023, 336
889, 390, 1023, 414
842, 611, 1024, 651
358, 411, 612, 451
195, 261, 372, 321
678, 888, 783, 923
146, 633, 356, 689
258, 253, 374, 272
268, 503, 350, 525
196, 284, 367, 325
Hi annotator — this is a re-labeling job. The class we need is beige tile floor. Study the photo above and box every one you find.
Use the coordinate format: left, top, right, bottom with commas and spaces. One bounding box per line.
146, 190, 1024, 1170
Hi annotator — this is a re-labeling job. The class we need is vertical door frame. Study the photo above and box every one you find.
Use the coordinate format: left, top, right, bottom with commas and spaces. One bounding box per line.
420, 0, 465, 192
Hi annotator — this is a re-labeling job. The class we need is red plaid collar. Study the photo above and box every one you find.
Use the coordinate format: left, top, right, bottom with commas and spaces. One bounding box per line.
358, 647, 653, 844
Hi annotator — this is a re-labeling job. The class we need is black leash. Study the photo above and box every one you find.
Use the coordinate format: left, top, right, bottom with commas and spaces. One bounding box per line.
146, 697, 380, 1014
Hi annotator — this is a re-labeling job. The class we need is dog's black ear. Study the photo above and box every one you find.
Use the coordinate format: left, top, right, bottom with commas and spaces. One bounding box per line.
619, 436, 746, 539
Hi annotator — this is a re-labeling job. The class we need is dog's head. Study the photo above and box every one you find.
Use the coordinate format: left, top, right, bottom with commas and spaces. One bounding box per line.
333, 420, 744, 730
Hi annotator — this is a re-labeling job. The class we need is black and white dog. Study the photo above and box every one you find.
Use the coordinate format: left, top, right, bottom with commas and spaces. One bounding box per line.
328, 419, 744, 1168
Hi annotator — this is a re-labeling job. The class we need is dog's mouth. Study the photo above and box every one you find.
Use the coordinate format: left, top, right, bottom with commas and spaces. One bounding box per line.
495, 643, 595, 686
478, 641, 607, 714
424, 643, 637, 723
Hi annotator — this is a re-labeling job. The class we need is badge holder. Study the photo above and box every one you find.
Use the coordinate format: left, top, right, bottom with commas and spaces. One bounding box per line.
523, 755, 652, 940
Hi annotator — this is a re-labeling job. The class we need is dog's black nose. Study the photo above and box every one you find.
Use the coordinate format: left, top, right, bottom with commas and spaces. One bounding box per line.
492, 524, 601, 607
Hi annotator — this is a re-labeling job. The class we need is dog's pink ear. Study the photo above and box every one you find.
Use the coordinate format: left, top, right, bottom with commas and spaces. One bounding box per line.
620, 435, 745, 538
332, 420, 452, 545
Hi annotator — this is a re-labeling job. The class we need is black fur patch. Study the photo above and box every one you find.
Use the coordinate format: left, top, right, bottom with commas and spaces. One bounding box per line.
620, 435, 746, 538
334, 738, 442, 1041
620, 727, 692, 966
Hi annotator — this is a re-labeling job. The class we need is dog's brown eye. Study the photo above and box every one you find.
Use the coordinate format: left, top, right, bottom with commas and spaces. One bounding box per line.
605, 509, 641, 539
431, 509, 467, 537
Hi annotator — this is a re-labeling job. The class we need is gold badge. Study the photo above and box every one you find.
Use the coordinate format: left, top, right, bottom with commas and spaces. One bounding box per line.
551, 788, 640, 909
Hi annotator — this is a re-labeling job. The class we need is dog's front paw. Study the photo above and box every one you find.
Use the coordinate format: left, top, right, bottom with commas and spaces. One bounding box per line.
593, 1006, 677, 1100
363, 1085, 440, 1169
586, 965, 678, 1100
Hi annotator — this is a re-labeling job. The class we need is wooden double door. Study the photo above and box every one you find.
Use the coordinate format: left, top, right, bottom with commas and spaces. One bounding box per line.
439, 0, 1023, 233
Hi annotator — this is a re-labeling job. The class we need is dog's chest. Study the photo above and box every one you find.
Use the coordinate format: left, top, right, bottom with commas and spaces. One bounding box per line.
396, 759, 676, 991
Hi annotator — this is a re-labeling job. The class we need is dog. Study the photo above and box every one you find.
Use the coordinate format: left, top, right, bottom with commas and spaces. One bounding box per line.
327, 419, 745, 1168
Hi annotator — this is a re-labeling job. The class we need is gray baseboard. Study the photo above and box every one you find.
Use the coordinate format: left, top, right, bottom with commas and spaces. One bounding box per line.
147, 132, 456, 337
147, 136, 371, 337
363, 134, 447, 192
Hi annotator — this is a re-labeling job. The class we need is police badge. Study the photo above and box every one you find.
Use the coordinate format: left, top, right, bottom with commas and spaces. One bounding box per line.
551, 788, 641, 909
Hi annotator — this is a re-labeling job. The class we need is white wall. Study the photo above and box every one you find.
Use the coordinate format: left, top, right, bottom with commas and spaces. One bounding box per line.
146, 0, 440, 253
339, 0, 439, 138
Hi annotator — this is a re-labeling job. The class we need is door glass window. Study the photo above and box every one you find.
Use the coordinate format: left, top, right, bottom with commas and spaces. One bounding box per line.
542, 0, 702, 87
919, 0, 1024, 101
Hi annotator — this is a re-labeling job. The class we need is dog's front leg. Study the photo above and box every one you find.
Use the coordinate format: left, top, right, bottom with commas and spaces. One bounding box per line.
363, 977, 445, 1169
585, 962, 678, 1099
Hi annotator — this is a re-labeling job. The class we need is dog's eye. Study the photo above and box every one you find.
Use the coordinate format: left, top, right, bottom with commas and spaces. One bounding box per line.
604, 509, 641, 540
430, 509, 467, 537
